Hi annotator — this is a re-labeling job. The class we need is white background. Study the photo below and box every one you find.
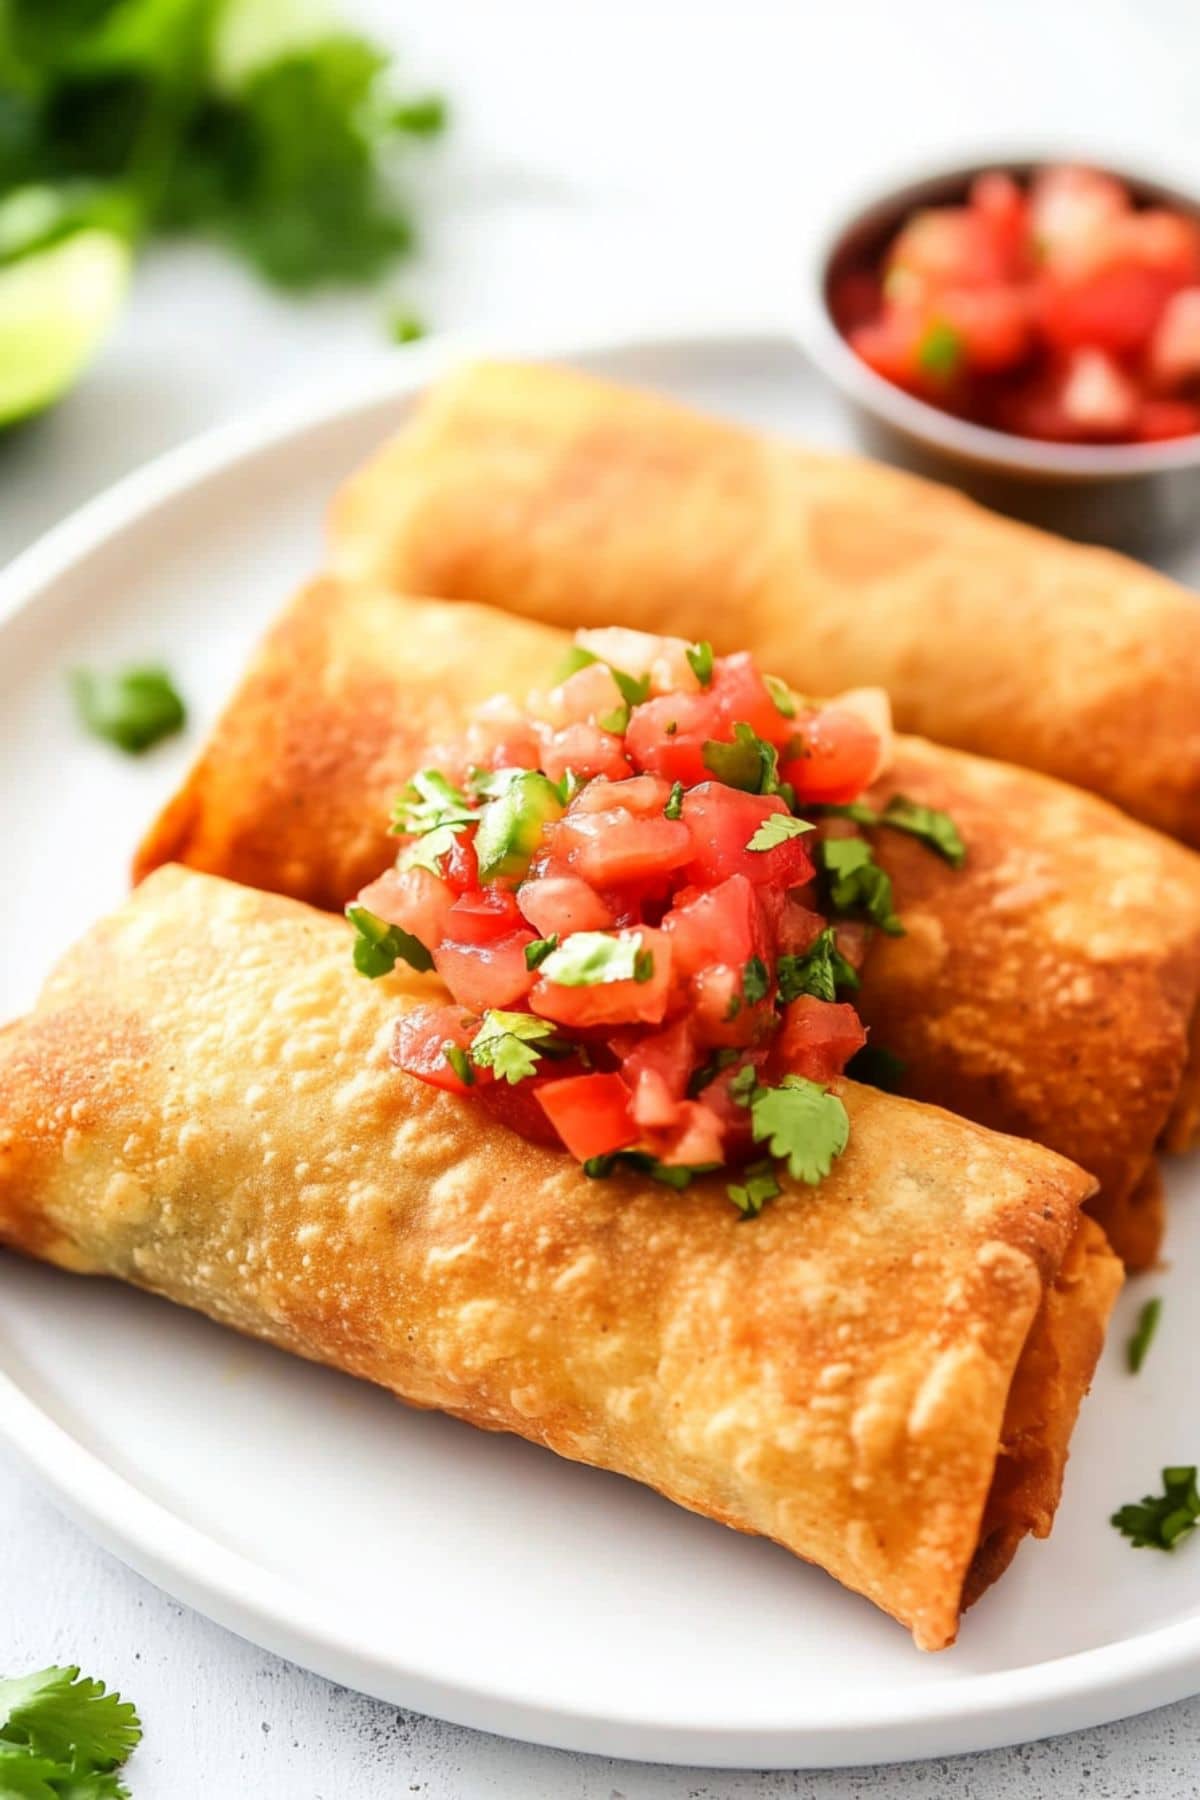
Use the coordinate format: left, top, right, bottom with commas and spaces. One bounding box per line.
6, 2, 1200, 1792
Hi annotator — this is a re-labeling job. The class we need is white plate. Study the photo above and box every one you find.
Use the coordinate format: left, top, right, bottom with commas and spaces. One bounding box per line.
2, 325, 1200, 1770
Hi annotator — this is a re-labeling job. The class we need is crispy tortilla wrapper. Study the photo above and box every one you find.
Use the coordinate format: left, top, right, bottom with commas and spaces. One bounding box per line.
0, 865, 1120, 1650
328, 359, 1200, 847
134, 582, 1200, 1268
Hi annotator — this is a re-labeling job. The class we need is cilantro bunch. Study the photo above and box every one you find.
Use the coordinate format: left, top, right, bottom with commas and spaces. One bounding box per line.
0, 0, 445, 288
0, 1664, 141, 1797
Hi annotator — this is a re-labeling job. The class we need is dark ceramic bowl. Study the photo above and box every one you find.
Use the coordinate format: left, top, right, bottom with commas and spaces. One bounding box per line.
802, 152, 1200, 550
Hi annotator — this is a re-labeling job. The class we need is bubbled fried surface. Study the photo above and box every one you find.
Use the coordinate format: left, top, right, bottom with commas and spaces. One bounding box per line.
0, 867, 1110, 1651
329, 359, 1200, 846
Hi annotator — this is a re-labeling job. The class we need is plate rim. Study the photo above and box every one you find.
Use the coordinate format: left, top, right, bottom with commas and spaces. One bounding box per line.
3, 319, 1199, 1768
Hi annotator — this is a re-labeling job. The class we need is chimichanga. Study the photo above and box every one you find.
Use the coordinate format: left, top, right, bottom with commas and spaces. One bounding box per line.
0, 864, 1121, 1651
328, 358, 1200, 848
134, 581, 1200, 1269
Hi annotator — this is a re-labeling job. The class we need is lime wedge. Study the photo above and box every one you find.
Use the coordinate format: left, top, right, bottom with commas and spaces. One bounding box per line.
0, 229, 131, 427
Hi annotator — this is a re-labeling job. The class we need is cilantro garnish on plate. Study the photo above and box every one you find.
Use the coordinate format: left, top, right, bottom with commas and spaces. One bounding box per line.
71, 665, 185, 754
1112, 1466, 1200, 1550
0, 1664, 141, 1795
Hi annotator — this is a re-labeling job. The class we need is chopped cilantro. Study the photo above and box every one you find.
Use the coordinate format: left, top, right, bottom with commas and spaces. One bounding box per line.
724, 991, 743, 1021
687, 1047, 739, 1097
763, 673, 797, 718
524, 934, 558, 971
664, 781, 684, 820
391, 769, 475, 836
777, 928, 860, 1003
345, 904, 433, 977
387, 308, 425, 344
727, 1161, 783, 1218
442, 1042, 474, 1086
728, 1063, 758, 1106
1127, 1297, 1162, 1374
686, 640, 714, 686
742, 956, 771, 1003
0, 1664, 141, 1791
1112, 1467, 1200, 1550
702, 722, 790, 800
582, 1151, 720, 1189
917, 319, 963, 380
538, 931, 653, 987
746, 813, 814, 852
820, 837, 904, 935
878, 795, 966, 867
845, 1044, 906, 1091
71, 664, 185, 753
748, 1075, 850, 1184
598, 703, 631, 734
469, 1010, 560, 1084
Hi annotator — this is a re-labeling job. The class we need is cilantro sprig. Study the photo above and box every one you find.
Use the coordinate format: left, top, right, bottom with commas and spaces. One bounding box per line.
686, 641, 714, 686
745, 1074, 850, 1185
746, 813, 813, 853
819, 837, 904, 936
815, 795, 966, 868
469, 1010, 563, 1084
0, 1665, 141, 1797
1112, 1467, 1200, 1550
702, 722, 791, 801
1127, 1297, 1162, 1375
778, 928, 860, 1003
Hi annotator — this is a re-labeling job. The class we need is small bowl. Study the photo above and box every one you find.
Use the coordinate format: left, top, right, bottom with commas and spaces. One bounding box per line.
801, 151, 1200, 550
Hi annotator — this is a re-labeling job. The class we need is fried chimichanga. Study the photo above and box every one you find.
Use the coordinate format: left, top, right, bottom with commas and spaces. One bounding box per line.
328, 359, 1200, 847
134, 582, 1200, 1268
0, 865, 1120, 1650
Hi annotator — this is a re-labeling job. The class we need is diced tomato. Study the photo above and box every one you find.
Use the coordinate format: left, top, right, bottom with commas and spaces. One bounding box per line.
679, 784, 813, 889
444, 887, 524, 944
970, 171, 1029, 269
710, 651, 792, 744
850, 309, 926, 387
1038, 263, 1179, 356
662, 874, 767, 975
568, 774, 673, 816
690, 965, 772, 1048
772, 997, 866, 1084
516, 873, 613, 937
645, 1099, 727, 1168
1029, 165, 1128, 271
391, 1005, 482, 1095
764, 893, 826, 956
433, 930, 536, 1013
442, 831, 480, 895
1148, 287, 1200, 388
1135, 398, 1200, 442
888, 205, 1010, 291
619, 1015, 695, 1126
829, 267, 884, 335
547, 661, 626, 727
624, 690, 720, 784
356, 865, 454, 950
531, 929, 673, 1028
536, 1072, 638, 1160
475, 1070, 576, 1146
554, 808, 692, 887
936, 285, 1031, 371
784, 707, 881, 805
574, 627, 702, 697
1057, 348, 1139, 436
538, 722, 631, 785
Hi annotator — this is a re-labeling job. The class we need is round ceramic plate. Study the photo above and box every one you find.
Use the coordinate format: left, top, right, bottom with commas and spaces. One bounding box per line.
2, 326, 1199, 1769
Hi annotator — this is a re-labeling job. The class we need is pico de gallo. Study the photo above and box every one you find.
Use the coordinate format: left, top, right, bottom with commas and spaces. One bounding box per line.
831, 164, 1200, 444
347, 628, 964, 1215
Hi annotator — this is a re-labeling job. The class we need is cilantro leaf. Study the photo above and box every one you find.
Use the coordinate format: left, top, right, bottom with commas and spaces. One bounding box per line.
397, 823, 466, 876
845, 1043, 906, 1091
763, 673, 796, 718
442, 1042, 474, 1086
686, 640, 714, 686
0, 1747, 62, 1800
820, 837, 903, 936
524, 934, 558, 970
728, 1063, 758, 1106
0, 1664, 141, 1772
748, 1075, 850, 1184
597, 703, 630, 734
742, 956, 770, 1004
1112, 1467, 1200, 1550
1127, 1297, 1162, 1375
727, 1161, 782, 1218
70, 664, 185, 753
664, 781, 684, 820
345, 903, 433, 977
746, 813, 814, 852
469, 1010, 560, 1084
702, 722, 789, 799
538, 931, 653, 987
386, 308, 424, 343
686, 1046, 739, 1097
777, 928, 860, 1003
813, 796, 966, 868
391, 769, 475, 836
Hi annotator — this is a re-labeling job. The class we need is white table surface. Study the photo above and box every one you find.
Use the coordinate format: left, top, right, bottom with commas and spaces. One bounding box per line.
6, 1, 1200, 1791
